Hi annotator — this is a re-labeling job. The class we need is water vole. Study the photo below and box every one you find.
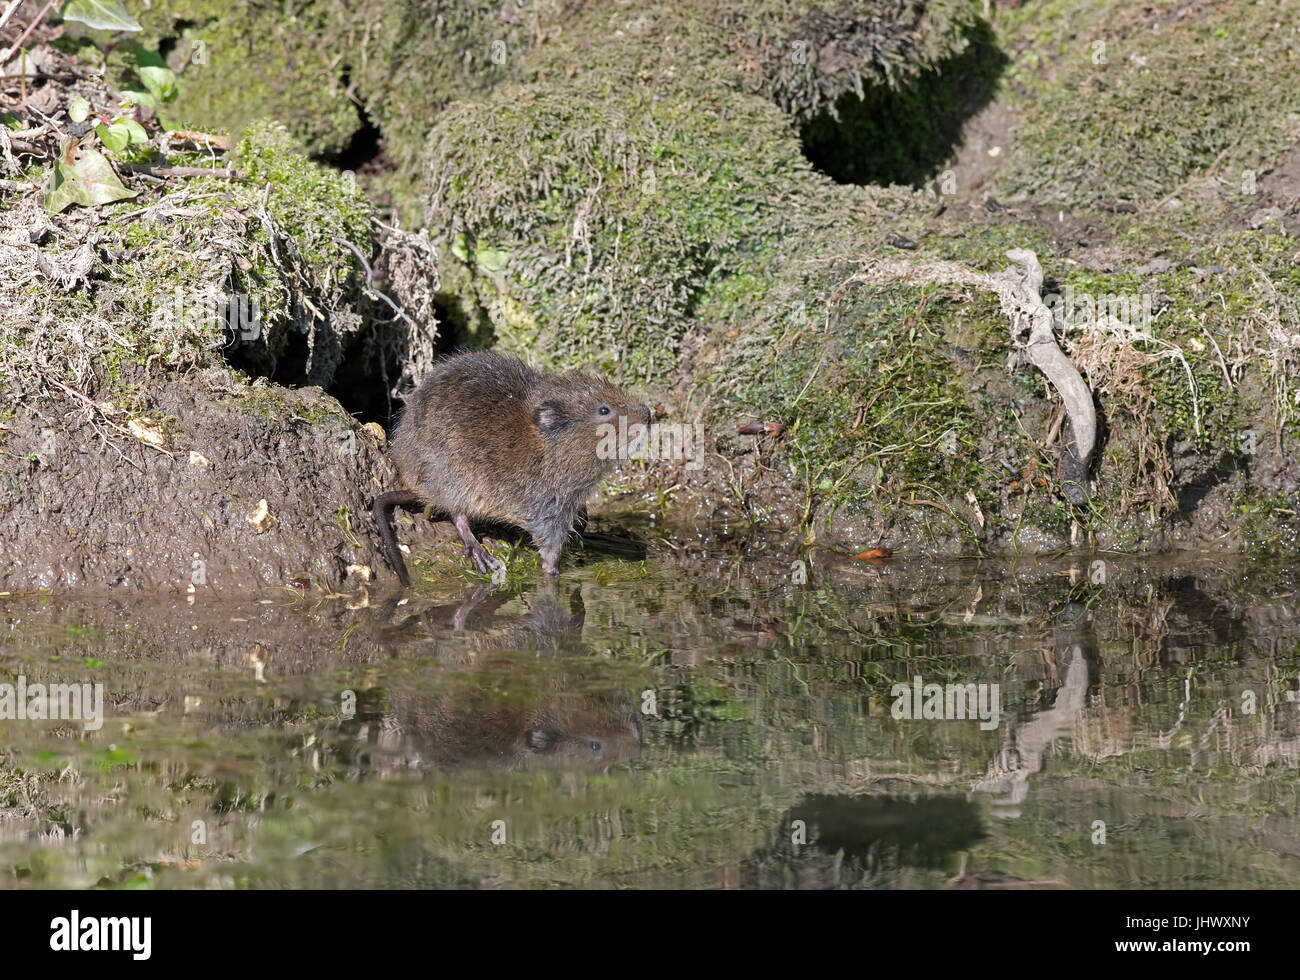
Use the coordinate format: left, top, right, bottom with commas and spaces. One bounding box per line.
374, 351, 650, 584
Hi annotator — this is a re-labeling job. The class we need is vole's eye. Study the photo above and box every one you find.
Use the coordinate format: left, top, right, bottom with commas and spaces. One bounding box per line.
597, 404, 611, 417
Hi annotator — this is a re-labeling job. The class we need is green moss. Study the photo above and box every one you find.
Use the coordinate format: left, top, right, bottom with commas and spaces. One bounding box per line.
2, 120, 373, 413
350, 1, 549, 209
997, 0, 1300, 208
684, 0, 979, 120
233, 119, 372, 289
1237, 493, 1300, 556
425, 51, 817, 377
128, 0, 361, 158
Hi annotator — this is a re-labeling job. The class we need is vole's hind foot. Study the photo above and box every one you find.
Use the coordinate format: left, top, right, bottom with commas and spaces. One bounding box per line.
454, 513, 506, 577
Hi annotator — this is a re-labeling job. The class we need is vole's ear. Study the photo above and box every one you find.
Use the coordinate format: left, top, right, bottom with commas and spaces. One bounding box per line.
525, 726, 557, 753
534, 399, 567, 438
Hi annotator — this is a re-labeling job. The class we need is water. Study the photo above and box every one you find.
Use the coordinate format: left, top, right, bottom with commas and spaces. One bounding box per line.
2, 540, 1298, 889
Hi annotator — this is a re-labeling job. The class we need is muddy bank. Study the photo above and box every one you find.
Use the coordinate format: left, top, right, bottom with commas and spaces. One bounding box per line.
2, 376, 390, 593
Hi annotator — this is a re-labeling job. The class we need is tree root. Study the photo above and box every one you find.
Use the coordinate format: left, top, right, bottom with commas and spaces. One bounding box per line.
839, 247, 1098, 505
994, 249, 1097, 504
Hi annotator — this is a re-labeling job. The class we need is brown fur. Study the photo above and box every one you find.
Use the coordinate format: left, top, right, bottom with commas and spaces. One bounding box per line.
379, 689, 643, 773
374, 351, 650, 583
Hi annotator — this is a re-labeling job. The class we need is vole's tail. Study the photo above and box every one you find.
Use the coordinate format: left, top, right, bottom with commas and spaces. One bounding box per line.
373, 489, 421, 587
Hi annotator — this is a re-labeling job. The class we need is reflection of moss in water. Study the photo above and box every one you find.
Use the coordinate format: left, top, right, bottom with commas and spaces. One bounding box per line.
3, 561, 1300, 887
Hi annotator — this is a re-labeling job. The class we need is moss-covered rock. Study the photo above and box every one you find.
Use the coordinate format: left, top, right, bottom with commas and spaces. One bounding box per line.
720, 0, 977, 118
124, 1, 580, 219
126, 0, 362, 158
995, 0, 1300, 208
421, 1, 958, 379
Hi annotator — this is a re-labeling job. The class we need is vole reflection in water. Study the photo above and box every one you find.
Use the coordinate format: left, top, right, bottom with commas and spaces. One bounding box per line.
355, 583, 643, 774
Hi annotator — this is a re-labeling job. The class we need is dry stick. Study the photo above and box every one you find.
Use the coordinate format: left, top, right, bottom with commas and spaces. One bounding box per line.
121, 164, 241, 179
0, 2, 25, 35
998, 248, 1097, 504
0, 0, 55, 64
1144, 141, 1237, 215
42, 377, 147, 473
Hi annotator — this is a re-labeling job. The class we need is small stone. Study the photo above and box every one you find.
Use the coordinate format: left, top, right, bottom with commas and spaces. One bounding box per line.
188, 451, 211, 468
246, 498, 276, 533
1135, 257, 1173, 275
127, 417, 166, 448
362, 422, 387, 445
1249, 206, 1285, 230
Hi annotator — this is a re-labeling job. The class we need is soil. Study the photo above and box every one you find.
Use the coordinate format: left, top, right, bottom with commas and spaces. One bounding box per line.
0, 370, 450, 595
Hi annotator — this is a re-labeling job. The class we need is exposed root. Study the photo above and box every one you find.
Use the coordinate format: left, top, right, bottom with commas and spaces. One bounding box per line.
838, 248, 1099, 506
993, 249, 1097, 504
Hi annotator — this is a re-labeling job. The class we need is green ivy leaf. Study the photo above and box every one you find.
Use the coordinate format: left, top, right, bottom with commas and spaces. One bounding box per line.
139, 65, 176, 104
118, 89, 158, 112
127, 43, 177, 104
96, 121, 129, 151
120, 118, 148, 144
61, 0, 142, 32
68, 97, 91, 123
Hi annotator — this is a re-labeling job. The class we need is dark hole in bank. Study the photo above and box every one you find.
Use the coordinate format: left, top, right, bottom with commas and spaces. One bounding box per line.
741, 794, 984, 888
218, 70, 492, 432
800, 21, 1007, 188
327, 101, 387, 177
327, 293, 486, 431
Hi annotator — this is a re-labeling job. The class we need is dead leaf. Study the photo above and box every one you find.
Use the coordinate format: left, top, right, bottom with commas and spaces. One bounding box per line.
44, 137, 137, 214
855, 548, 893, 562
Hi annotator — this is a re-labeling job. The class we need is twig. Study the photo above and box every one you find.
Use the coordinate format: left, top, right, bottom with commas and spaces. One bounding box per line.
0, 2, 25, 35
0, 0, 56, 65
1201, 325, 1233, 391
121, 164, 242, 179
1144, 141, 1238, 214
333, 236, 417, 329
997, 249, 1097, 504
43, 377, 146, 472
164, 130, 230, 152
